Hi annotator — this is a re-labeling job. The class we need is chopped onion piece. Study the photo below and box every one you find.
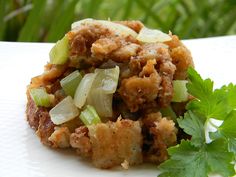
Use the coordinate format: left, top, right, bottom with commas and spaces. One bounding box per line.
71, 18, 137, 38
94, 66, 120, 94
87, 89, 113, 118
71, 18, 94, 29
74, 73, 97, 108
60, 70, 82, 97
172, 80, 188, 102
30, 88, 51, 107
49, 96, 79, 125
79, 105, 101, 126
136, 27, 172, 43
49, 35, 69, 65
86, 66, 119, 118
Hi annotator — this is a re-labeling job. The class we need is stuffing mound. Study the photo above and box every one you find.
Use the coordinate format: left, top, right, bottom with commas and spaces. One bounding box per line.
26, 19, 193, 169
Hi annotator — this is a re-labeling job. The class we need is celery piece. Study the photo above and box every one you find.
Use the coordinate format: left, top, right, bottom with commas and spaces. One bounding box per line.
74, 73, 97, 108
160, 106, 177, 122
79, 105, 101, 126
172, 80, 188, 102
30, 88, 51, 107
60, 70, 82, 97
49, 35, 69, 65
49, 96, 79, 125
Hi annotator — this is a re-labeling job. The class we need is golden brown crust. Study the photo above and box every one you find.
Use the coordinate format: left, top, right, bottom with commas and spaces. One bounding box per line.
70, 119, 143, 169
119, 71, 161, 112
142, 112, 177, 163
88, 119, 143, 168
165, 35, 194, 79
120, 44, 176, 112
26, 93, 41, 130
36, 111, 55, 146
49, 127, 71, 148
70, 126, 92, 157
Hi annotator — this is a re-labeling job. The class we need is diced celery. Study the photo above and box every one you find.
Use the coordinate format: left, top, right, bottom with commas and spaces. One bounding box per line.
74, 73, 97, 108
160, 106, 177, 122
172, 80, 188, 102
49, 96, 79, 125
30, 88, 51, 107
49, 35, 69, 65
60, 70, 82, 97
94, 66, 120, 94
79, 105, 101, 126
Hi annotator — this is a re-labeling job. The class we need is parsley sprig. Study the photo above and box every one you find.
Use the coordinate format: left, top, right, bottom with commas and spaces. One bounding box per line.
159, 68, 236, 177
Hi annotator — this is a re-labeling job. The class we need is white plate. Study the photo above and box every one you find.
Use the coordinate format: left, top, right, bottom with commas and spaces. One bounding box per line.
0, 36, 236, 177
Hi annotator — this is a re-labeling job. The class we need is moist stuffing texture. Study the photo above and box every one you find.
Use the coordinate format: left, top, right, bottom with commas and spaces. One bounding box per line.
26, 20, 194, 169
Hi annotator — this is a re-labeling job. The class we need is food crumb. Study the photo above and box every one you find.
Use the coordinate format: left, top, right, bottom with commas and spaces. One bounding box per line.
121, 159, 129, 169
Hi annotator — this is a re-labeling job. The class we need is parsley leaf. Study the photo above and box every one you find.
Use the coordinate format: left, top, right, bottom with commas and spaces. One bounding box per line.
177, 111, 205, 147
158, 68, 236, 177
186, 67, 213, 101
159, 140, 207, 177
228, 138, 236, 156
159, 139, 235, 177
218, 110, 236, 138
206, 139, 235, 177
210, 110, 236, 156
223, 83, 236, 109
187, 68, 228, 120
210, 135, 236, 157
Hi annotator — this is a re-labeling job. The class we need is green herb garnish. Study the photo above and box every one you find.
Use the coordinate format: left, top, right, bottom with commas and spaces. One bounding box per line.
79, 105, 101, 126
159, 68, 236, 177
